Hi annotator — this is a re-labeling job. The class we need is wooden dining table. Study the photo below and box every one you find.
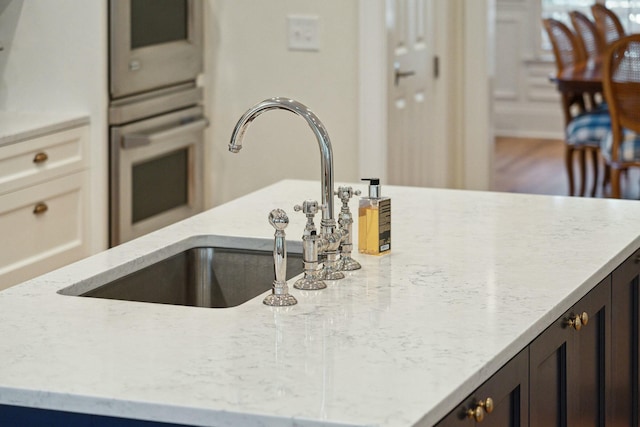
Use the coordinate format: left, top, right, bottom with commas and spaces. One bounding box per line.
553, 57, 603, 94
550, 56, 606, 131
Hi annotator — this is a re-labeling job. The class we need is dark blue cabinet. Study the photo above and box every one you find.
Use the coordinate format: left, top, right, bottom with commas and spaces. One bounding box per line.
0, 404, 192, 427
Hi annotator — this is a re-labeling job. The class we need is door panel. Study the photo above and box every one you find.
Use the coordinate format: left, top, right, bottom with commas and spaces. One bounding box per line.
530, 278, 610, 427
109, 0, 203, 98
530, 327, 568, 427
435, 349, 528, 426
573, 279, 610, 427
387, 0, 435, 188
611, 249, 640, 426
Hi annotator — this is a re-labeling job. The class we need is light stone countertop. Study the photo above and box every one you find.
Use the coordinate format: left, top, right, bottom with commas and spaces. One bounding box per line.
0, 111, 89, 147
1, 179, 640, 426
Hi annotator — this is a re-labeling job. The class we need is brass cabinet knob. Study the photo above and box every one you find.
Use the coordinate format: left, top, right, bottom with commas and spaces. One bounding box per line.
466, 406, 484, 422
579, 312, 588, 327
33, 152, 49, 164
481, 397, 494, 414
566, 312, 589, 331
33, 202, 48, 215
466, 398, 494, 422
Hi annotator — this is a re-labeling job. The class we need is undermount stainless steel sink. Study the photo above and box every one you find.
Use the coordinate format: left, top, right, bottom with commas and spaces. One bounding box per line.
80, 247, 303, 308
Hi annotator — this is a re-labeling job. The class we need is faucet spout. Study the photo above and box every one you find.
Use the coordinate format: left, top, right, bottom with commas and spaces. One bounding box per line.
229, 97, 335, 224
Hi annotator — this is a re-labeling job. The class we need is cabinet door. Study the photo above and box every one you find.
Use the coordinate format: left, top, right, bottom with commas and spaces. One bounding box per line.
611, 248, 640, 426
530, 278, 611, 427
436, 348, 529, 427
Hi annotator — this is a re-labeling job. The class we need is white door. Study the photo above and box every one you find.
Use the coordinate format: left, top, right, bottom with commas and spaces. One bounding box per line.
386, 0, 437, 187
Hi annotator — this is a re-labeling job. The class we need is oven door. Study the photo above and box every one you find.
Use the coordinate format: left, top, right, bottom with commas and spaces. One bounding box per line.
109, 0, 203, 99
110, 106, 207, 246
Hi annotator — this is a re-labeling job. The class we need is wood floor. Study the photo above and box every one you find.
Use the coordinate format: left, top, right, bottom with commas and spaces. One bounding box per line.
493, 137, 640, 200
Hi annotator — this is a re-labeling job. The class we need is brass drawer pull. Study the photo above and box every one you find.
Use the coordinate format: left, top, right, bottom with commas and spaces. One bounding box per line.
33, 152, 49, 164
33, 202, 48, 215
566, 312, 589, 331
466, 397, 494, 422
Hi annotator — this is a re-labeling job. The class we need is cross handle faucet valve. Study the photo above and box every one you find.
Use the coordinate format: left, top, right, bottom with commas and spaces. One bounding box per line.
335, 186, 362, 271
292, 200, 327, 290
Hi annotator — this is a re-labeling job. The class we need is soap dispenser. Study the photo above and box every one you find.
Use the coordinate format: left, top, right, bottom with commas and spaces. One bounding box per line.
358, 178, 391, 255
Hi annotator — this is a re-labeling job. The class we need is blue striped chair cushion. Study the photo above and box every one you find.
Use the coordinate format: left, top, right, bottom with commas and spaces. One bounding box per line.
600, 128, 640, 163
566, 111, 611, 147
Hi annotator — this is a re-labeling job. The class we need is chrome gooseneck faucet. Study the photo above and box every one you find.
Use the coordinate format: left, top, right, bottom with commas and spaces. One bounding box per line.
229, 97, 345, 280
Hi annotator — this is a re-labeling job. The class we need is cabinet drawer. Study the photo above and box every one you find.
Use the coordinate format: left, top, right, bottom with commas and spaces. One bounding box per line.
0, 126, 89, 195
0, 171, 90, 290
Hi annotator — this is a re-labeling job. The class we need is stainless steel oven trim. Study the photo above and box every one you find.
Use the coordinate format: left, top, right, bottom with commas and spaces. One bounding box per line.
109, 0, 203, 99
122, 118, 208, 149
109, 83, 202, 125
110, 106, 206, 246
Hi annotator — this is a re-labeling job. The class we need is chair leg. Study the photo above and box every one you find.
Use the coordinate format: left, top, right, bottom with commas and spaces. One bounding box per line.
565, 145, 575, 196
611, 167, 622, 199
578, 148, 587, 197
590, 148, 599, 197
603, 164, 611, 188
589, 93, 597, 110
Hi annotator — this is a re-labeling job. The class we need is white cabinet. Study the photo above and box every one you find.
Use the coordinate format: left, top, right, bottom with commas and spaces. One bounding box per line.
0, 125, 90, 290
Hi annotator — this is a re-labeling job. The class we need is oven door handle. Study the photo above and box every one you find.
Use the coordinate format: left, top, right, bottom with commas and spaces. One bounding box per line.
122, 118, 209, 149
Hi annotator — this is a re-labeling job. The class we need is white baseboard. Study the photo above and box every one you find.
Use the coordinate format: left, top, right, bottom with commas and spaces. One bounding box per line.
494, 104, 564, 140
494, 128, 563, 140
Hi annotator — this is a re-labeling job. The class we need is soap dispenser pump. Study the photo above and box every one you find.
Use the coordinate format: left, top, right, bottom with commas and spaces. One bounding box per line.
358, 178, 391, 255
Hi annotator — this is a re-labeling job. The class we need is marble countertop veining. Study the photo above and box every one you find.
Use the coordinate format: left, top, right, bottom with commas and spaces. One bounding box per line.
0, 111, 89, 147
1, 180, 640, 427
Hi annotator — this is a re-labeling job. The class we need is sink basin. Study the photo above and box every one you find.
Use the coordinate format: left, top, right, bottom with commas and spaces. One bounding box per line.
79, 246, 303, 308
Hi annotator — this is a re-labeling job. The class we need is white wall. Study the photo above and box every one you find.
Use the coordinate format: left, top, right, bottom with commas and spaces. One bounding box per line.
204, 0, 360, 207
0, 0, 108, 252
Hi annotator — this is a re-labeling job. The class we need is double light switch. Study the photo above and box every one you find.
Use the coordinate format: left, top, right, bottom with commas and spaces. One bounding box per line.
287, 15, 320, 51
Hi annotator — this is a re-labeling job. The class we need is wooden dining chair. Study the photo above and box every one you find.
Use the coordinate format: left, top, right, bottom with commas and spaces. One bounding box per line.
570, 10, 605, 108
591, 4, 626, 46
601, 34, 640, 198
544, 18, 611, 197
570, 10, 605, 60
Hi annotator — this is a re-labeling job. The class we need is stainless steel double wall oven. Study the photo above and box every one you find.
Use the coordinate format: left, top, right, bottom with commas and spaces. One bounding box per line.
109, 0, 207, 246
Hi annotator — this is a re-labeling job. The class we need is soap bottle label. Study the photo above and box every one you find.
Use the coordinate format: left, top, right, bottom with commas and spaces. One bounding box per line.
378, 198, 391, 253
358, 198, 391, 255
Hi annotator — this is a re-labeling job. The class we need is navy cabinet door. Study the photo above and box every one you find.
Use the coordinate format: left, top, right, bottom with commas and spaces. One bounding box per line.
436, 348, 529, 427
0, 404, 191, 427
529, 277, 611, 427
611, 248, 640, 426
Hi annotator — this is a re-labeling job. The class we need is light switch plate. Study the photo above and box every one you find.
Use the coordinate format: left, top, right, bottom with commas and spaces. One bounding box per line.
287, 15, 320, 51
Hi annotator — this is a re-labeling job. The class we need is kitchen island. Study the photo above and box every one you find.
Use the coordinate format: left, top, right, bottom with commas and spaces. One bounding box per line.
1, 180, 640, 426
